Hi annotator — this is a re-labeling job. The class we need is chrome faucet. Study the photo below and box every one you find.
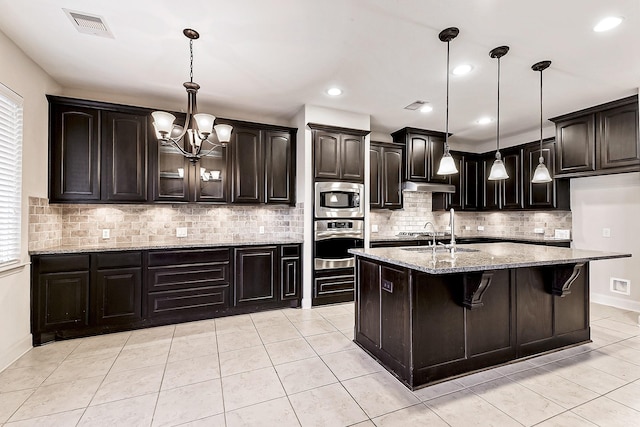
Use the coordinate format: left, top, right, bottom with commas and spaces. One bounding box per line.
423, 221, 437, 249
449, 208, 456, 246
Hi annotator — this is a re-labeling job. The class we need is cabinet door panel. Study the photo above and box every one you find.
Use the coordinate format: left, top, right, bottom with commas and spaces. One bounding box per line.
428, 136, 447, 183
369, 146, 382, 208
502, 151, 523, 209
50, 105, 100, 201
463, 157, 480, 210
482, 157, 501, 210
95, 267, 142, 325
196, 146, 228, 202
524, 142, 555, 208
599, 104, 640, 169
266, 131, 293, 204
556, 116, 595, 173
516, 268, 553, 345
407, 134, 428, 181
341, 135, 364, 181
357, 259, 380, 346
382, 147, 403, 209
380, 265, 410, 368
102, 112, 147, 201
234, 247, 277, 305
446, 153, 464, 210
39, 271, 90, 330
314, 132, 341, 179
231, 128, 264, 203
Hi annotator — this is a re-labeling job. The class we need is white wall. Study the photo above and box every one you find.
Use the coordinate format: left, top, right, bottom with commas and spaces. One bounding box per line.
571, 172, 640, 312
0, 29, 61, 370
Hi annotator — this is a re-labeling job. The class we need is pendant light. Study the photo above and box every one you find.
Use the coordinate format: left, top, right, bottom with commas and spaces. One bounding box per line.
531, 60, 553, 183
436, 27, 459, 175
488, 46, 510, 181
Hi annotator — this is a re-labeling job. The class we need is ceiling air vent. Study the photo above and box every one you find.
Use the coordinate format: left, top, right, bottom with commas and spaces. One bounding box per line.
63, 9, 114, 38
404, 100, 428, 111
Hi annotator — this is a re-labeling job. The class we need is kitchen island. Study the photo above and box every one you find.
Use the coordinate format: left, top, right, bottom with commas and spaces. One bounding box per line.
350, 242, 630, 389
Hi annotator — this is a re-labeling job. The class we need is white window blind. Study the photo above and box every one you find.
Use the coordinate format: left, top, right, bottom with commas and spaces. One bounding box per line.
0, 84, 23, 266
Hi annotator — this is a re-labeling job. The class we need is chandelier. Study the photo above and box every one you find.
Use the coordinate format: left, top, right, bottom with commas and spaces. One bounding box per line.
152, 29, 232, 164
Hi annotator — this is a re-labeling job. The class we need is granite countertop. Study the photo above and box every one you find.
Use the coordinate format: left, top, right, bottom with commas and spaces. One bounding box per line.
371, 234, 572, 244
350, 242, 630, 274
30, 237, 304, 255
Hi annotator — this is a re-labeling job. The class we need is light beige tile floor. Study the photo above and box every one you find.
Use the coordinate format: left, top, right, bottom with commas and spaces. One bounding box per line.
0, 302, 639, 426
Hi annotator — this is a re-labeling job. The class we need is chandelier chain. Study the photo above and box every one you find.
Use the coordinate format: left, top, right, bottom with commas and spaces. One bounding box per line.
189, 39, 194, 83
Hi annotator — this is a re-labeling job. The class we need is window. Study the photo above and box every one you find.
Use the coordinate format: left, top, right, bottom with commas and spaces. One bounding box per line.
0, 84, 23, 266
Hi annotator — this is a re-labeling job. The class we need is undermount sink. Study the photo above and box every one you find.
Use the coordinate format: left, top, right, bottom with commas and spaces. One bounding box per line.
401, 247, 480, 253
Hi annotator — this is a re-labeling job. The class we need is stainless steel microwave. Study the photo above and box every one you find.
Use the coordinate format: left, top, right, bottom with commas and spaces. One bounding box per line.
314, 182, 364, 218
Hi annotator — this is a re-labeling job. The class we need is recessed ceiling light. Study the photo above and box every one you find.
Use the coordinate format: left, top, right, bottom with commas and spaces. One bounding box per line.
593, 16, 623, 32
476, 117, 492, 125
452, 64, 473, 75
326, 87, 343, 96
419, 105, 433, 113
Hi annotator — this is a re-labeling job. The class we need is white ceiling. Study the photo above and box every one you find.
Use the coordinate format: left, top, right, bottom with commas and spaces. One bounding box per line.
0, 0, 638, 149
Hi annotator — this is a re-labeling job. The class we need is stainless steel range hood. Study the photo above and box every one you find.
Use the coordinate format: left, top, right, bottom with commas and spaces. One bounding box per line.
402, 181, 456, 193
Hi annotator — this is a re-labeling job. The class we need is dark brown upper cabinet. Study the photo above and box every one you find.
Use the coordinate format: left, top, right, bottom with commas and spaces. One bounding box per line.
551, 95, 639, 177
522, 139, 570, 210
228, 124, 296, 205
370, 142, 403, 210
49, 96, 296, 205
501, 148, 523, 210
230, 126, 264, 203
309, 123, 368, 183
102, 111, 148, 202
49, 96, 149, 203
482, 154, 502, 210
49, 101, 100, 202
433, 152, 481, 212
391, 127, 449, 184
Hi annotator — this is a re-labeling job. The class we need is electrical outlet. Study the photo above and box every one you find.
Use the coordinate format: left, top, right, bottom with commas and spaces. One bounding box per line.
102, 229, 110, 239
176, 227, 187, 238
371, 224, 379, 233
534, 228, 545, 234
554, 229, 570, 239
602, 228, 611, 238
464, 226, 471, 231
259, 226, 265, 234
477, 225, 485, 231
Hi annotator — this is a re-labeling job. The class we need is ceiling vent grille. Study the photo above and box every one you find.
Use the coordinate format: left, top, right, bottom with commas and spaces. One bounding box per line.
63, 9, 114, 38
404, 100, 428, 111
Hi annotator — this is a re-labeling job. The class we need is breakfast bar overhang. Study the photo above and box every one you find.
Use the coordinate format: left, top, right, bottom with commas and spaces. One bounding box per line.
350, 242, 631, 390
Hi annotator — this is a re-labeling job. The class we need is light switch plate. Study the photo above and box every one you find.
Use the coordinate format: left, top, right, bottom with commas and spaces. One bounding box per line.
554, 229, 570, 239
602, 228, 611, 238
102, 229, 110, 239
371, 224, 379, 233
176, 227, 187, 238
477, 225, 485, 231
534, 228, 545, 234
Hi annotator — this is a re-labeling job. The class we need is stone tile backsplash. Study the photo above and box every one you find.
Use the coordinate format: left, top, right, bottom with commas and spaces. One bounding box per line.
369, 191, 572, 238
28, 197, 304, 251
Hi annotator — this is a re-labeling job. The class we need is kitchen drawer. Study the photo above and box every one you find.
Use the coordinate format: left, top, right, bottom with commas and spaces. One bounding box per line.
148, 262, 230, 292
148, 284, 230, 318
36, 254, 90, 273
147, 248, 229, 267
95, 251, 142, 269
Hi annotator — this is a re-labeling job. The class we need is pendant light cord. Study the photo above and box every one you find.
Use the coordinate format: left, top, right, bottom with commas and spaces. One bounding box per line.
496, 56, 500, 154
445, 40, 450, 153
539, 69, 543, 152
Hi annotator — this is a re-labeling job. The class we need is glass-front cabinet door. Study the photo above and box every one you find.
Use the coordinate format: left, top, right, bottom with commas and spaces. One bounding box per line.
195, 145, 228, 202
154, 141, 190, 202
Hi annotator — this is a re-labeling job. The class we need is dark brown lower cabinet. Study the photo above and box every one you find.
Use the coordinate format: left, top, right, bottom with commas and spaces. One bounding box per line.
147, 248, 231, 320
355, 257, 590, 389
31, 243, 302, 345
94, 252, 142, 325
313, 267, 355, 306
234, 246, 277, 305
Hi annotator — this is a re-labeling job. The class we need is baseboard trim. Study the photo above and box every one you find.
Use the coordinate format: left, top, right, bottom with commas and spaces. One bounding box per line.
591, 292, 640, 313
0, 334, 32, 373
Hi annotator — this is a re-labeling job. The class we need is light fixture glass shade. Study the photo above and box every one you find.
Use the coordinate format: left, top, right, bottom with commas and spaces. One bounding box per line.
194, 113, 215, 136
214, 124, 233, 142
488, 159, 509, 180
532, 159, 552, 183
437, 152, 458, 175
152, 111, 176, 136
